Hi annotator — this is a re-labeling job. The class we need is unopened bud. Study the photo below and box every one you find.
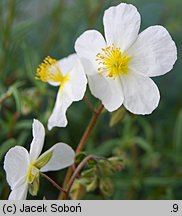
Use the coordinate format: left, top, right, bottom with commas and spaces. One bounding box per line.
108, 157, 124, 172
34, 150, 53, 169
99, 178, 113, 197
70, 180, 86, 200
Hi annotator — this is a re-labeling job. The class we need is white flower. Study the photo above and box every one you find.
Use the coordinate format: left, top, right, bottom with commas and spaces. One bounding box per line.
75, 3, 177, 114
35, 54, 87, 130
3, 119, 75, 200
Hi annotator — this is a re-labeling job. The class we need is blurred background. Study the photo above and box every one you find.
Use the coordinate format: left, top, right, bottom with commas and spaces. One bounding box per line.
0, 0, 182, 200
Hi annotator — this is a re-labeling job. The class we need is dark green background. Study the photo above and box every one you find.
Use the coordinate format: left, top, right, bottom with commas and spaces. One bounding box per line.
0, 0, 181, 199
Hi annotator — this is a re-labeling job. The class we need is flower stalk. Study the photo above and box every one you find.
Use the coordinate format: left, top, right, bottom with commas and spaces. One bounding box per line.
84, 96, 96, 113
59, 103, 104, 199
40, 172, 66, 194
76, 103, 104, 154
65, 155, 94, 199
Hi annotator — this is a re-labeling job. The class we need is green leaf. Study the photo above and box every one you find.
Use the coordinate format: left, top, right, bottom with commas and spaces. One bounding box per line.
81, 167, 96, 178
75, 152, 87, 166
13, 20, 34, 44
109, 107, 125, 127
10, 86, 21, 112
16, 131, 29, 146
0, 138, 16, 161
15, 119, 32, 131
173, 109, 182, 153
132, 137, 153, 153
89, 138, 122, 155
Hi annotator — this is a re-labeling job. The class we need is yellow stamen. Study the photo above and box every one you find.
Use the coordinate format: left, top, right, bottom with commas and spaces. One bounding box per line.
35, 56, 65, 83
96, 45, 131, 78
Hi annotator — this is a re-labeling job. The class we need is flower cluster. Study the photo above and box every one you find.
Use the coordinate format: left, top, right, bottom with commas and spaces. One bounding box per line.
4, 3, 177, 200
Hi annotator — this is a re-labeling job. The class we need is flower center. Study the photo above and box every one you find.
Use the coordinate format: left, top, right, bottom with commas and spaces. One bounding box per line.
27, 164, 39, 184
96, 46, 131, 78
27, 164, 40, 196
35, 56, 68, 84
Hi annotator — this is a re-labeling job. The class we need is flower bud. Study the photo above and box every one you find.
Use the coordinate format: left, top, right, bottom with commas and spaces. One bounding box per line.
99, 178, 113, 197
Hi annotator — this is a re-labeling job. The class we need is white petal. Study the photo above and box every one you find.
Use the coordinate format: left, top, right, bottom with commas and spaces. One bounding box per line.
8, 181, 28, 200
75, 30, 106, 75
47, 64, 62, 87
103, 3, 141, 51
48, 81, 61, 87
57, 54, 78, 76
57, 53, 87, 101
48, 55, 87, 130
48, 83, 73, 130
127, 25, 177, 77
29, 119, 45, 162
47, 54, 78, 87
88, 74, 124, 112
121, 72, 160, 114
40, 143, 75, 172
69, 56, 87, 101
4, 146, 29, 190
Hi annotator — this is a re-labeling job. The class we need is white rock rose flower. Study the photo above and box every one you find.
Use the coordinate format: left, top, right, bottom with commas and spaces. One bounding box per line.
4, 119, 75, 200
75, 3, 177, 114
36, 54, 87, 130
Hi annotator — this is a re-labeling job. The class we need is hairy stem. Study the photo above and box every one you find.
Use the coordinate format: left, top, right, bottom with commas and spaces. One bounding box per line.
40, 172, 66, 193
65, 155, 93, 199
65, 155, 107, 199
76, 103, 104, 153
58, 103, 104, 199
84, 96, 95, 113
